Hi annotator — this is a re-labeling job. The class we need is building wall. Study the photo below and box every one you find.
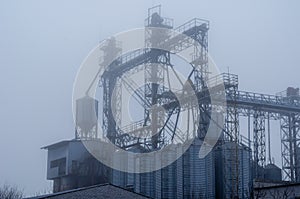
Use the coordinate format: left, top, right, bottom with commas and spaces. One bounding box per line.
46, 140, 111, 193
47, 144, 69, 180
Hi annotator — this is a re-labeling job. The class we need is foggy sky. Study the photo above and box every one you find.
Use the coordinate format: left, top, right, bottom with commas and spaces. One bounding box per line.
0, 0, 300, 196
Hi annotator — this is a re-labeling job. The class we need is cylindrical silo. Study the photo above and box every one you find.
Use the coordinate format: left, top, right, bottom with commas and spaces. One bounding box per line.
76, 96, 98, 139
215, 142, 251, 199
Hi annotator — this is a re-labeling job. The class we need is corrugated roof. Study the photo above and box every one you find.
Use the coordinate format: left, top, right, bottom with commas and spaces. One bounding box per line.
25, 184, 150, 199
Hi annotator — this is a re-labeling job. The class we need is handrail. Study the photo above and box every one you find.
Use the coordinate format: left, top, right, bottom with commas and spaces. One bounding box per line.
175, 18, 209, 34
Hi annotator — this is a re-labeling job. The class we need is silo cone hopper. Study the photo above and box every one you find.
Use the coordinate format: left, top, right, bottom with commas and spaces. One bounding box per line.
75, 96, 99, 139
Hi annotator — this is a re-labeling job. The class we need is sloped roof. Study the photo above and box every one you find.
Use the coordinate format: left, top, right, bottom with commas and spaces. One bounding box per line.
41, 139, 79, 150
26, 184, 149, 199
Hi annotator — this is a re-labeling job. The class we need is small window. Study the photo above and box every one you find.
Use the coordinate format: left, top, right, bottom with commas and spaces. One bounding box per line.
50, 157, 66, 175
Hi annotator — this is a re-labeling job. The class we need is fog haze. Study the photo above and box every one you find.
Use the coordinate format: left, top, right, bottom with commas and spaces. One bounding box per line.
0, 0, 299, 196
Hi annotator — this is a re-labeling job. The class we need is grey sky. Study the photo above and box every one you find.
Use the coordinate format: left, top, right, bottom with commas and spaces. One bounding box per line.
0, 0, 299, 196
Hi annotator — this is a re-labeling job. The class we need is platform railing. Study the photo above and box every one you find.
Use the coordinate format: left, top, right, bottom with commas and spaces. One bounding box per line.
174, 18, 209, 34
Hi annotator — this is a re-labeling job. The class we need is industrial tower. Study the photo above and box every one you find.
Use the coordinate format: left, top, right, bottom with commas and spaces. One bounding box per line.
44, 5, 300, 199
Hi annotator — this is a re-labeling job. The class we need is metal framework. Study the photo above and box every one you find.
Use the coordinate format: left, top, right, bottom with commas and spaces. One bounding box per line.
227, 92, 239, 197
281, 113, 300, 181
253, 110, 266, 178
76, 5, 300, 197
101, 5, 210, 151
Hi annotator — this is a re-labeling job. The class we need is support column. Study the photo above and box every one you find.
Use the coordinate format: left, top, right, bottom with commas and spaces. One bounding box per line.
224, 86, 240, 198
281, 113, 300, 181
253, 111, 266, 179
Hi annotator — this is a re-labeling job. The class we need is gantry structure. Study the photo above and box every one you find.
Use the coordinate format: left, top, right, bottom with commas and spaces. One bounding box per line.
77, 5, 300, 198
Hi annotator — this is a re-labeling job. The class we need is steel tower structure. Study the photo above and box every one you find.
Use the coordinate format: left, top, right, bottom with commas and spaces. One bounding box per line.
74, 5, 300, 197
101, 5, 210, 151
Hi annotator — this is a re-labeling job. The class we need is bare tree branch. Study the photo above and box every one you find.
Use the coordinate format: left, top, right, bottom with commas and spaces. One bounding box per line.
0, 184, 23, 199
